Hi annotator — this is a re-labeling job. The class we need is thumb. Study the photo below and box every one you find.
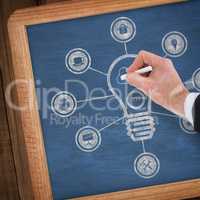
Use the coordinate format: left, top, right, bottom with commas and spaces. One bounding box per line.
127, 72, 152, 94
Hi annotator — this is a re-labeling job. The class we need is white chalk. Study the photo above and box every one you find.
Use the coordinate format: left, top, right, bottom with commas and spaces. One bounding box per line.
120, 66, 153, 81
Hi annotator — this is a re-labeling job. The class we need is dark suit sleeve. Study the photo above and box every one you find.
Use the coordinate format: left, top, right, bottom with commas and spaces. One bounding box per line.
194, 95, 200, 132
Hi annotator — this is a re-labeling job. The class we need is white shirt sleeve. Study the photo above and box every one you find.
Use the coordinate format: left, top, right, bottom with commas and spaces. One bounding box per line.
184, 93, 200, 125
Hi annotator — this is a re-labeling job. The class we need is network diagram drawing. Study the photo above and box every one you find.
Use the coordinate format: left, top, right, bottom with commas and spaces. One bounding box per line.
50, 17, 200, 179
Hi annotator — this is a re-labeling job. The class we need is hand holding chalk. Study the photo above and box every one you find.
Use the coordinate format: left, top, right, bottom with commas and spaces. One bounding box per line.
126, 50, 189, 119
120, 66, 153, 81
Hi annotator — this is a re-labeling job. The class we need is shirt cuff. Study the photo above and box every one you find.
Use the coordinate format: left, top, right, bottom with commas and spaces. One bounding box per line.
184, 93, 200, 125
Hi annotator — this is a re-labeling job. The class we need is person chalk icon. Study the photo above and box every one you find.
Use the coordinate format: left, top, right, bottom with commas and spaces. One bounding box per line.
122, 50, 200, 132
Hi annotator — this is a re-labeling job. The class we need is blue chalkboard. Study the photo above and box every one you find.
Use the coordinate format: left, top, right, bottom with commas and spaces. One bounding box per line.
27, 0, 200, 199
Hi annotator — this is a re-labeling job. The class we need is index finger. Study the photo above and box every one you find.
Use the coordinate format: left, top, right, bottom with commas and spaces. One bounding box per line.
128, 50, 164, 73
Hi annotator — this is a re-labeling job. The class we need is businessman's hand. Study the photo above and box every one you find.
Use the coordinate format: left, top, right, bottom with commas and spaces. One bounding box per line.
127, 50, 189, 118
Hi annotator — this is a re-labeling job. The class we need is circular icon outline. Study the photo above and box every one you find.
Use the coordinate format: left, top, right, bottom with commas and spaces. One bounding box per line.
179, 118, 197, 135
51, 91, 77, 118
192, 67, 200, 91
126, 90, 146, 110
110, 17, 136, 43
134, 152, 160, 179
65, 48, 91, 74
161, 31, 188, 58
75, 126, 102, 152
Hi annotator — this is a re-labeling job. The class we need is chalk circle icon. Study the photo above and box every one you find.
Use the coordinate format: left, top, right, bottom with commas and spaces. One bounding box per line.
162, 31, 188, 57
75, 126, 101, 152
110, 17, 136, 43
126, 90, 147, 110
179, 118, 197, 134
65, 48, 91, 74
134, 152, 160, 179
192, 68, 200, 91
51, 91, 77, 117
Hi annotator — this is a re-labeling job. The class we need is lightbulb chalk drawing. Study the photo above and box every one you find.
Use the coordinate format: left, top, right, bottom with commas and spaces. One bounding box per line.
107, 54, 156, 142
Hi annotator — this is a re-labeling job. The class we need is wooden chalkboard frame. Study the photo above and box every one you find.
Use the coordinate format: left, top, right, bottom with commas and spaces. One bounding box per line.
7, 0, 200, 199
